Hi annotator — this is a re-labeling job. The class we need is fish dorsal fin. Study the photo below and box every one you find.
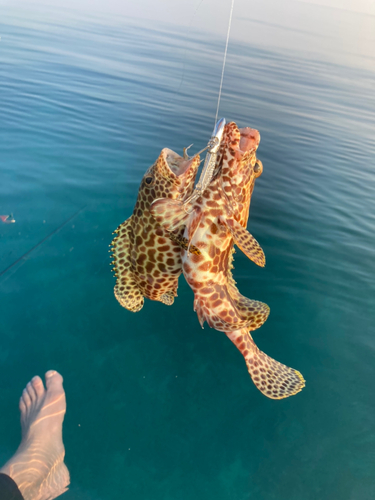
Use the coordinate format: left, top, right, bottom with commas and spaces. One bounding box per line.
226, 330, 305, 399
111, 217, 144, 312
150, 199, 191, 232
220, 216, 265, 267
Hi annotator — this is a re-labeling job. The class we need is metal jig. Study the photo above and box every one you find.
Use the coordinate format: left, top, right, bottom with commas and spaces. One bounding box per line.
183, 117, 226, 206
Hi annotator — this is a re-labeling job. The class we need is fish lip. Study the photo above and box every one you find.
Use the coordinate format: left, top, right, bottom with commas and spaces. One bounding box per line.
238, 127, 260, 153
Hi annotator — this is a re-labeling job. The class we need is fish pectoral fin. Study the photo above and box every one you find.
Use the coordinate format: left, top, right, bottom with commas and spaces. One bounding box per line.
187, 209, 202, 242
111, 217, 144, 312
220, 216, 265, 267
150, 198, 191, 231
226, 330, 305, 399
168, 233, 201, 255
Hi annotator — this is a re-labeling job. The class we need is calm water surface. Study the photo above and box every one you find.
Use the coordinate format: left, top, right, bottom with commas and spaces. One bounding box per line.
0, 2, 374, 499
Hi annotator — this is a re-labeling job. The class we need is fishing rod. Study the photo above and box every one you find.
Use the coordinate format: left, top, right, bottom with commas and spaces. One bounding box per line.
0, 206, 86, 279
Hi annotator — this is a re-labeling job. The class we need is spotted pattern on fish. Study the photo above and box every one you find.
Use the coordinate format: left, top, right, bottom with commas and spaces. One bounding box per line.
151, 122, 305, 399
151, 122, 268, 332
110, 148, 199, 311
226, 329, 305, 399
168, 232, 201, 256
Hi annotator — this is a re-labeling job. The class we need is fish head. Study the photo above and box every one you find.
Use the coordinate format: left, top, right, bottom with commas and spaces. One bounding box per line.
238, 126, 262, 177
140, 148, 199, 203
220, 122, 262, 179
218, 123, 263, 224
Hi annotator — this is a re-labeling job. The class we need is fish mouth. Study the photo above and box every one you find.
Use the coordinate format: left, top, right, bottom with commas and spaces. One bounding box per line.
159, 148, 200, 193
162, 148, 196, 177
238, 127, 260, 153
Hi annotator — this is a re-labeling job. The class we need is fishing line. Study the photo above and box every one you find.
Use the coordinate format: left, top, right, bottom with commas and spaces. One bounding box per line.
214, 0, 235, 125
170, 0, 235, 127
174, 0, 205, 97
0, 205, 86, 279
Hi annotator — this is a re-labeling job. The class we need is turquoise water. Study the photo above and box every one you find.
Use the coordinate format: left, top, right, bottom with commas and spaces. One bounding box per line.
1, 2, 375, 499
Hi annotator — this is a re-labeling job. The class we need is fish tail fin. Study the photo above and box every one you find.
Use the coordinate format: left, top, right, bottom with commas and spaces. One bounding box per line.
114, 282, 144, 312
226, 329, 305, 399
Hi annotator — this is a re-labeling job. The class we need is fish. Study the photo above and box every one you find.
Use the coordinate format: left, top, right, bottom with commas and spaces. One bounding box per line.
110, 148, 200, 312
151, 122, 269, 332
151, 122, 305, 398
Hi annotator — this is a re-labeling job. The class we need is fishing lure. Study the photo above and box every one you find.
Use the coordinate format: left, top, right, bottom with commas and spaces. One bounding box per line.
184, 118, 226, 206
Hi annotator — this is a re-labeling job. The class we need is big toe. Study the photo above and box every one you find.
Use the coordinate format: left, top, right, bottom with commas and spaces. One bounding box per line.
45, 371, 64, 393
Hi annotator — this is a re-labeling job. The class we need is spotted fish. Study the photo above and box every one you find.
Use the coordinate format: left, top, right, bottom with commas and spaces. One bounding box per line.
151, 122, 305, 399
110, 148, 199, 312
151, 122, 269, 332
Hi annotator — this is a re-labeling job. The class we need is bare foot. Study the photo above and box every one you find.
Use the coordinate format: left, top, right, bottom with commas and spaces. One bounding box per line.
0, 371, 70, 500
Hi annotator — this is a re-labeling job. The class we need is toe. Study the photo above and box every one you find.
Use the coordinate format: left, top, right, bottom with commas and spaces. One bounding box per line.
19, 396, 26, 413
22, 388, 32, 407
31, 375, 45, 398
45, 370, 64, 390
26, 382, 37, 402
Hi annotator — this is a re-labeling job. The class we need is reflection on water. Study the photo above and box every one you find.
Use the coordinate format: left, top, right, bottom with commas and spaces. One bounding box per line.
0, 2, 374, 499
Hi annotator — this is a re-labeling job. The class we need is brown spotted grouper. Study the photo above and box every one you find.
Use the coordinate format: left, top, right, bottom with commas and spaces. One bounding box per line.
151, 122, 305, 398
151, 122, 268, 331
110, 148, 199, 312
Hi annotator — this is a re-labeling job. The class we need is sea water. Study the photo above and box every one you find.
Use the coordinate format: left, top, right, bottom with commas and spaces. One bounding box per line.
0, 1, 374, 499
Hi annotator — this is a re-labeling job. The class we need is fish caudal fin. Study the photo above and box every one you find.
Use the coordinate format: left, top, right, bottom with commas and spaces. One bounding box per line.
111, 218, 144, 312
114, 283, 144, 312
226, 329, 305, 399
150, 198, 191, 231
220, 216, 265, 267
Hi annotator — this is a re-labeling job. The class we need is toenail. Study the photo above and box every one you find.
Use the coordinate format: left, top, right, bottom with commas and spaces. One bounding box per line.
46, 370, 57, 377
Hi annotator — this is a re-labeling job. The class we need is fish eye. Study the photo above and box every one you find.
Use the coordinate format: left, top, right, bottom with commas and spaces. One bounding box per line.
144, 176, 154, 186
254, 160, 263, 175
